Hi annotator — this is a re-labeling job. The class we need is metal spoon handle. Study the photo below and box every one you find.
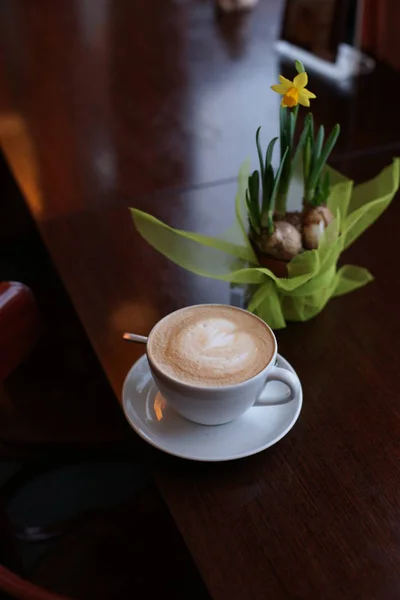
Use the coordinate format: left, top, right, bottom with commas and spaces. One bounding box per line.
123, 333, 148, 344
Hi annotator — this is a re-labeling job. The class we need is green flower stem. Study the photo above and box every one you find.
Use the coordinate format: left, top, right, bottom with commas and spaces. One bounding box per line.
267, 210, 274, 234
277, 105, 309, 215
304, 188, 315, 206
302, 123, 340, 207
275, 190, 287, 216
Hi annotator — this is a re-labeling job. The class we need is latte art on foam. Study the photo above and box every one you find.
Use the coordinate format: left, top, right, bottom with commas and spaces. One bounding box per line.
179, 317, 254, 374
148, 305, 275, 387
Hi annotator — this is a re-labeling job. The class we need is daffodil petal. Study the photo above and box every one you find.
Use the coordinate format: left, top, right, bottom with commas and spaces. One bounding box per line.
301, 88, 316, 99
271, 84, 290, 95
298, 93, 310, 107
278, 75, 293, 89
293, 72, 308, 90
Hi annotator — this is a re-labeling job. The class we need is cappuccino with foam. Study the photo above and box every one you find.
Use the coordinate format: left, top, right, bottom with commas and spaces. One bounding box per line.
147, 305, 275, 387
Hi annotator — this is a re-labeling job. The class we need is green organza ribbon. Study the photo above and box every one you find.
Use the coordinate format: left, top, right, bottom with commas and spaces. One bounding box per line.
131, 159, 399, 329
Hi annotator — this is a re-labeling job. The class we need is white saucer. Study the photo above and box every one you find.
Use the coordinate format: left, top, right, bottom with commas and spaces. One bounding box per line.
122, 354, 302, 462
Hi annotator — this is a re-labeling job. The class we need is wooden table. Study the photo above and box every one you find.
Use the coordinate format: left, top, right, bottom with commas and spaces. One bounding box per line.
2, 2, 400, 598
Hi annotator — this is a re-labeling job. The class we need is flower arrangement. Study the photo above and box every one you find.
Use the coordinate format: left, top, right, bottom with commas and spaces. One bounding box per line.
249, 60, 340, 275
131, 61, 399, 329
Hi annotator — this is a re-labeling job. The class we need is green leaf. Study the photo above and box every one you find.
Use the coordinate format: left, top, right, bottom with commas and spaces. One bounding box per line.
309, 113, 314, 144
292, 113, 312, 169
261, 138, 278, 217
308, 124, 340, 192
312, 184, 322, 207
247, 176, 255, 209
303, 135, 311, 183
270, 147, 289, 213
246, 205, 257, 233
322, 171, 330, 199
289, 105, 299, 146
279, 107, 288, 160
255, 126, 265, 183
314, 125, 325, 164
248, 170, 260, 219
313, 173, 330, 206
289, 111, 296, 146
246, 188, 260, 234
245, 188, 251, 214
295, 60, 305, 73
293, 104, 300, 123
265, 137, 278, 169
262, 164, 275, 217
234, 160, 258, 261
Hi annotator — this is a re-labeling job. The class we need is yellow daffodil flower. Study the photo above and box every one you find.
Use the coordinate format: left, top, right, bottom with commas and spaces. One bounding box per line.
271, 72, 316, 108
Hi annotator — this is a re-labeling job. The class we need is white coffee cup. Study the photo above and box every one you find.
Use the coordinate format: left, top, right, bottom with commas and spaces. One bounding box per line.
147, 305, 300, 426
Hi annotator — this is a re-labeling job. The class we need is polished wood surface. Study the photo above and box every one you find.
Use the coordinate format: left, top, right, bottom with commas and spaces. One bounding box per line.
2, 0, 400, 220
2, 1, 400, 599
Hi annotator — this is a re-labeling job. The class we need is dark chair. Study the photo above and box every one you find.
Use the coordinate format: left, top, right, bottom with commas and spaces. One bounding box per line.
0, 281, 39, 382
0, 565, 70, 600
0, 281, 71, 599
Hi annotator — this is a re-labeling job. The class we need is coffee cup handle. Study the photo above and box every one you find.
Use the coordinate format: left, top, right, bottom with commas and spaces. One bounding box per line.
253, 367, 300, 406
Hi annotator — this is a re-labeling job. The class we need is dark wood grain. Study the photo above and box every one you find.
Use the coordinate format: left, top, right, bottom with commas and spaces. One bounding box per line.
2, 0, 400, 221
2, 1, 400, 599
8, 151, 399, 600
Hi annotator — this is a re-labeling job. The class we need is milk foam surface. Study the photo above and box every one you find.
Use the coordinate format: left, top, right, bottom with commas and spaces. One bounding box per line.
148, 305, 274, 386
